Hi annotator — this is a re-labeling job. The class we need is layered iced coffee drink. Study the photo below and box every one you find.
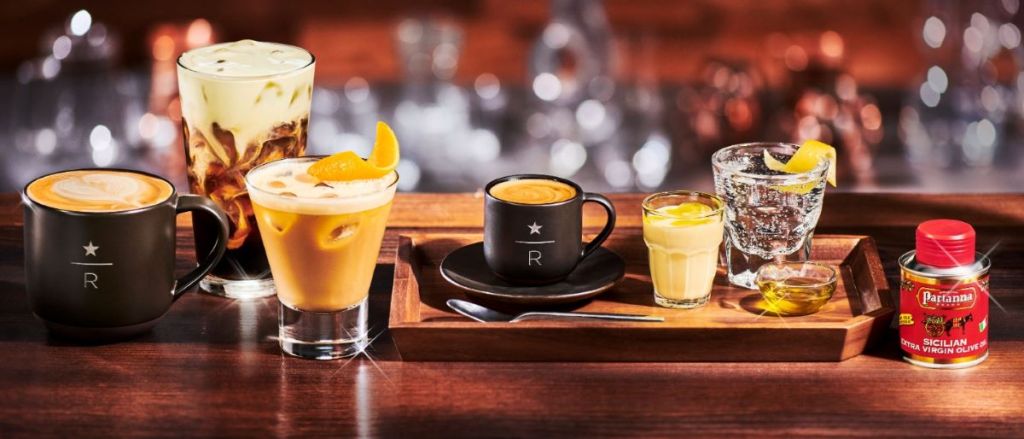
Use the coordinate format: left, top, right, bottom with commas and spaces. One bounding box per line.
177, 40, 314, 298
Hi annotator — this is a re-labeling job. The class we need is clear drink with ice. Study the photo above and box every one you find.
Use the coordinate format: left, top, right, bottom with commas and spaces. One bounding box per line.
712, 142, 828, 289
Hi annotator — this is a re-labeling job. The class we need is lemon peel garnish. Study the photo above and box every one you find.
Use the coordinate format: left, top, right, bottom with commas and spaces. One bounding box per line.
645, 202, 716, 226
763, 140, 836, 194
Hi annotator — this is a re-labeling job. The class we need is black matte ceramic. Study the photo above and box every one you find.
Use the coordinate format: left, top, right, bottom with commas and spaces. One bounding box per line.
484, 174, 616, 285
21, 169, 229, 341
441, 242, 625, 305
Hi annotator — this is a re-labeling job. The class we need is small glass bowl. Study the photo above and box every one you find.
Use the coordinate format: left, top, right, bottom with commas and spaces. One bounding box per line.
754, 261, 837, 316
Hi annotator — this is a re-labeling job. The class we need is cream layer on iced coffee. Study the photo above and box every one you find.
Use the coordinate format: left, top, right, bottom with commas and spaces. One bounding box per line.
177, 40, 314, 172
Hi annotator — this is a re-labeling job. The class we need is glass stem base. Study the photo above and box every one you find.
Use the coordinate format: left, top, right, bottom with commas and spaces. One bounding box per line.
200, 275, 276, 300
279, 299, 368, 360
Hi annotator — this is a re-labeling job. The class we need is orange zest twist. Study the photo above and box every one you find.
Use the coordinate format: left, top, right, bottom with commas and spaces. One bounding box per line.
308, 122, 400, 181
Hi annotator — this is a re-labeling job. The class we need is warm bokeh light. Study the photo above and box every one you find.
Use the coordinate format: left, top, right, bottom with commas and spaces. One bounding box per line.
152, 34, 175, 61
860, 104, 882, 130
820, 31, 844, 59
185, 19, 213, 48
784, 45, 808, 71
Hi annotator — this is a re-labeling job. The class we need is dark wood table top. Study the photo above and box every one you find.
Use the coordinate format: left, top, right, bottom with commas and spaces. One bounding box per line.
1, 193, 1022, 438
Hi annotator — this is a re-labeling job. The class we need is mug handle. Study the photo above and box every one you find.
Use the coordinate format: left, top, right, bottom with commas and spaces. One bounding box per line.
172, 194, 229, 299
581, 193, 616, 259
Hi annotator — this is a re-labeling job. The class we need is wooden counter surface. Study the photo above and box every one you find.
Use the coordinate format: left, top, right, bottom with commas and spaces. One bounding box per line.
1, 193, 1022, 437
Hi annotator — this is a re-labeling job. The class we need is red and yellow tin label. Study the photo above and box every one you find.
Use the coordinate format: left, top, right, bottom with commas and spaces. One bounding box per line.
899, 271, 989, 365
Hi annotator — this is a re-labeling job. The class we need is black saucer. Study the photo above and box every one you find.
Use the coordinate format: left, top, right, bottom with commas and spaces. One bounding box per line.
439, 242, 625, 305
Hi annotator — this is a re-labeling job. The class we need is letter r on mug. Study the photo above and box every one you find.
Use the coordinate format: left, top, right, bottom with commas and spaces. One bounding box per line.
84, 272, 98, 289
528, 250, 542, 266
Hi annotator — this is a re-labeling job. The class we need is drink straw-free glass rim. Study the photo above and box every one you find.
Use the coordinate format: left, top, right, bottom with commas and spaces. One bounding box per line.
244, 156, 399, 203
711, 142, 829, 184
641, 190, 724, 220
176, 43, 316, 82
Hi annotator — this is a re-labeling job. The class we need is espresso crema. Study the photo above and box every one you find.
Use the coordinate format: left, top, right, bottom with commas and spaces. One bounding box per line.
27, 170, 174, 212
490, 179, 576, 205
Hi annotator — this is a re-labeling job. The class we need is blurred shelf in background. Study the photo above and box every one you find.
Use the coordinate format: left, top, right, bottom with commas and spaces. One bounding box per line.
3, 0, 1024, 193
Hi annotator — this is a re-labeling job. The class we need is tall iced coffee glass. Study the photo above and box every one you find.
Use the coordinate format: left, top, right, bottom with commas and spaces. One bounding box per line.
177, 40, 314, 299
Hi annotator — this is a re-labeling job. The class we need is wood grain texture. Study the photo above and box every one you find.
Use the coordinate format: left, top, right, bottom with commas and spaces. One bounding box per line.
389, 232, 892, 362
1, 193, 1023, 437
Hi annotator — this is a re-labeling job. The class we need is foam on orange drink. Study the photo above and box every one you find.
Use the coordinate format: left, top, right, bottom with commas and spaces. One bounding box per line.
247, 158, 397, 311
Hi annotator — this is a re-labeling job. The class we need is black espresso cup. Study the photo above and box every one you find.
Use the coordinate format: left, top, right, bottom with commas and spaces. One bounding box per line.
484, 174, 616, 285
21, 168, 229, 340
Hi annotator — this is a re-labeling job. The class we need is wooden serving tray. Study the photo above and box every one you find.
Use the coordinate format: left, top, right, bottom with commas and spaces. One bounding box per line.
388, 230, 894, 362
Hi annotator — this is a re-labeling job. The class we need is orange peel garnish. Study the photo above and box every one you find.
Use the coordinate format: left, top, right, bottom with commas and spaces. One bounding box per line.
308, 122, 399, 181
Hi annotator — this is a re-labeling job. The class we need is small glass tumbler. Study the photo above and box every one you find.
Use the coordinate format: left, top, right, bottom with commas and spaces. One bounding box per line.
642, 191, 725, 309
246, 157, 397, 360
712, 142, 829, 289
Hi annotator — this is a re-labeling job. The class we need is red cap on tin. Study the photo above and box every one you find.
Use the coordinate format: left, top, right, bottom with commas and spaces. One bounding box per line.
915, 219, 976, 268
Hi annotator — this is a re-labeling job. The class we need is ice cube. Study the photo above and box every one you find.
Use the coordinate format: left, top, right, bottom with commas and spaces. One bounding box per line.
328, 223, 358, 243
262, 211, 296, 233
295, 173, 317, 184
210, 122, 238, 165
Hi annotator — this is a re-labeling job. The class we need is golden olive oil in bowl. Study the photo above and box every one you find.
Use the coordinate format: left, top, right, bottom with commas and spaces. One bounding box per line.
755, 262, 837, 316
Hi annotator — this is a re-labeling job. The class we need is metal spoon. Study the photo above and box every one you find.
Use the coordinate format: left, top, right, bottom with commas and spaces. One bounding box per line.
446, 299, 664, 323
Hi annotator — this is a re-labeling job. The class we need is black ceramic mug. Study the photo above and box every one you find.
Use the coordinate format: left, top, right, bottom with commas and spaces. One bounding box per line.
484, 174, 616, 285
22, 168, 229, 340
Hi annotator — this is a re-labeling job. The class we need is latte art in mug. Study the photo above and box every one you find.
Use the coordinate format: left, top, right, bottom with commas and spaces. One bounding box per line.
489, 179, 576, 205
26, 170, 174, 212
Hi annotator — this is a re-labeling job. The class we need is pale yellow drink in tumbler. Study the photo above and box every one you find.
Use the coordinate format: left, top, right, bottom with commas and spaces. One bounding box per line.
642, 192, 724, 309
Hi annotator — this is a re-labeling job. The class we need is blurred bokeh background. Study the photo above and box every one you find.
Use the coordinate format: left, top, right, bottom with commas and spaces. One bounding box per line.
2, 0, 1023, 193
